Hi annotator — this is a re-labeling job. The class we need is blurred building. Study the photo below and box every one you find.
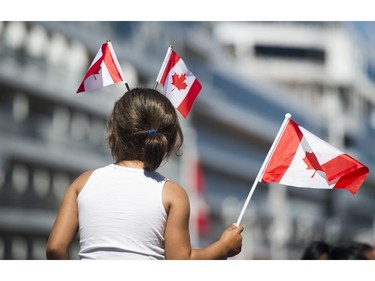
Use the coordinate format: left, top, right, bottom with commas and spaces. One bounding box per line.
208, 22, 375, 258
0, 21, 374, 260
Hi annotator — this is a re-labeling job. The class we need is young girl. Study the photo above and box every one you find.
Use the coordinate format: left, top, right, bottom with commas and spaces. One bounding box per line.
46, 87, 244, 260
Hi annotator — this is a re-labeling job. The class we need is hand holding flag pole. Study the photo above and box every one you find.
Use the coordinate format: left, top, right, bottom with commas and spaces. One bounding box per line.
236, 113, 292, 226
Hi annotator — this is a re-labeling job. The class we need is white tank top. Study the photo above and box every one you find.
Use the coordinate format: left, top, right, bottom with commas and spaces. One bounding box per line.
77, 164, 168, 260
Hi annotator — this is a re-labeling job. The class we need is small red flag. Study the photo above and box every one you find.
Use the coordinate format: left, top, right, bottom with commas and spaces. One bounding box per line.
156, 46, 202, 118
77, 41, 126, 93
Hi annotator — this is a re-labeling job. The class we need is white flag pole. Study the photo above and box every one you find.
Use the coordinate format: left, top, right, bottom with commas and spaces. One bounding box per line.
153, 45, 173, 90
235, 113, 292, 226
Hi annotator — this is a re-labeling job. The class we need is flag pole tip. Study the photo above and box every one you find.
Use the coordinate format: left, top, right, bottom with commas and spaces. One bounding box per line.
169, 44, 173, 48
285, 113, 292, 119
106, 39, 111, 42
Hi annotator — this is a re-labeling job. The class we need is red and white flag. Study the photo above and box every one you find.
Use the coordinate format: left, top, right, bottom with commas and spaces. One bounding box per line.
188, 155, 211, 236
261, 118, 369, 195
77, 41, 126, 93
156, 46, 202, 118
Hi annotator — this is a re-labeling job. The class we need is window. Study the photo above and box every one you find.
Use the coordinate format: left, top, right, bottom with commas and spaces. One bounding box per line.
3, 22, 27, 50
70, 112, 89, 141
11, 237, 28, 260
254, 44, 326, 64
31, 238, 47, 260
12, 164, 29, 194
52, 173, 70, 202
0, 167, 5, 190
0, 237, 4, 259
33, 168, 50, 198
12, 93, 29, 123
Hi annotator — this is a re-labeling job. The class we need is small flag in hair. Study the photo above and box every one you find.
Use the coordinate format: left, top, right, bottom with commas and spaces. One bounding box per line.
155, 46, 202, 118
77, 41, 126, 93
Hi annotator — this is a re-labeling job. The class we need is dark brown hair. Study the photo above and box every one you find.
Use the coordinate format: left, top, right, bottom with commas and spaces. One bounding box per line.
107, 87, 183, 171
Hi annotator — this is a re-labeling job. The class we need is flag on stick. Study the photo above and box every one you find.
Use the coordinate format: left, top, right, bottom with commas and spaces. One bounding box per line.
77, 40, 128, 93
236, 113, 369, 226
155, 46, 202, 118
261, 116, 369, 195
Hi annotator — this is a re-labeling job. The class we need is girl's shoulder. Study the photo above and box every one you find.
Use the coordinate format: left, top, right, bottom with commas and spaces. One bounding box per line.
164, 180, 187, 194
162, 180, 190, 211
71, 170, 95, 196
162, 180, 191, 219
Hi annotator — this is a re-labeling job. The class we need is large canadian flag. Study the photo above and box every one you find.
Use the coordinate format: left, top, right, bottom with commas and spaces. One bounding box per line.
77, 41, 126, 93
261, 118, 369, 195
156, 46, 202, 118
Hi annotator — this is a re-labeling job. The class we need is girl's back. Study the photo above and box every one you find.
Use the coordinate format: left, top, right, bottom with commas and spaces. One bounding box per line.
77, 164, 167, 260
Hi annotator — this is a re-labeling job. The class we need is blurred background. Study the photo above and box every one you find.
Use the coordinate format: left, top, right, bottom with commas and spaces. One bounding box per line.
0, 21, 374, 260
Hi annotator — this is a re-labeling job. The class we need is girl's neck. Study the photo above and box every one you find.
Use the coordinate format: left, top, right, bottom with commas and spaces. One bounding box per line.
116, 160, 144, 169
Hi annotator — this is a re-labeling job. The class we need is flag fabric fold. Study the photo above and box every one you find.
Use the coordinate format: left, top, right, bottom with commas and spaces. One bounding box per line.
156, 46, 202, 118
77, 41, 126, 93
261, 118, 369, 195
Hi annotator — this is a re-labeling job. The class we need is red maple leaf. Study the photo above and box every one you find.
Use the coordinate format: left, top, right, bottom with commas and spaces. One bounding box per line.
303, 152, 323, 178
171, 72, 188, 91
92, 66, 101, 80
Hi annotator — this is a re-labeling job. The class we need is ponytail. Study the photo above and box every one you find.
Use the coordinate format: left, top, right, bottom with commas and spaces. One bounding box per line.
143, 132, 169, 171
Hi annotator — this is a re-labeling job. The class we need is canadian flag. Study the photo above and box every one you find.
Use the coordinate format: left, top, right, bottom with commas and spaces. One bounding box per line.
77, 41, 126, 93
193, 157, 211, 235
261, 118, 369, 195
188, 152, 211, 236
156, 46, 202, 118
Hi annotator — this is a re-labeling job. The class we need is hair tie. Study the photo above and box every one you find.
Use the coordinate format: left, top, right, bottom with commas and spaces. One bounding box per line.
148, 129, 157, 136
